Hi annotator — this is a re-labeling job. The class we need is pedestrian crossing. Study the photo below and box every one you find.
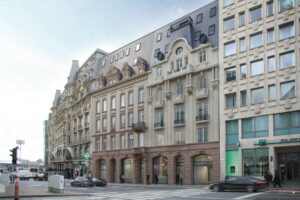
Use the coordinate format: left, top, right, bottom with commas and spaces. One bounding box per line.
84, 188, 210, 200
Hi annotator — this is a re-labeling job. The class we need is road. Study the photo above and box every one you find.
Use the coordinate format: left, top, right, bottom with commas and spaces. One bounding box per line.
1, 175, 299, 200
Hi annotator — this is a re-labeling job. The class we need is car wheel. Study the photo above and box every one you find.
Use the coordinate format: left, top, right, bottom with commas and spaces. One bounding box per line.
213, 185, 220, 192
247, 185, 255, 193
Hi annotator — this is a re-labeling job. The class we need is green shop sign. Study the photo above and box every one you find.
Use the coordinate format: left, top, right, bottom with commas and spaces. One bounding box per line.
255, 137, 300, 146
82, 152, 91, 160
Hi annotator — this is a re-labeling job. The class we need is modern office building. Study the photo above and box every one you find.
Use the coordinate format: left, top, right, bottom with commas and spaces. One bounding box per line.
219, 0, 300, 181
48, 1, 220, 184
90, 1, 220, 185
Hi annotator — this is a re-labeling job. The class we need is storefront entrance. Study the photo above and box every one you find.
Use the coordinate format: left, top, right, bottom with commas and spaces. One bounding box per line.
276, 146, 300, 181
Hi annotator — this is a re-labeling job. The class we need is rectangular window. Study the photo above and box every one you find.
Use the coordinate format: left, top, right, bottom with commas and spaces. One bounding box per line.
96, 101, 101, 113
156, 33, 162, 42
102, 59, 106, 67
120, 113, 126, 128
128, 91, 133, 105
164, 44, 169, 54
102, 118, 107, 131
197, 77, 207, 89
240, 90, 247, 106
268, 84, 276, 101
267, 28, 275, 44
138, 88, 144, 103
240, 63, 247, 79
225, 67, 236, 82
156, 66, 162, 77
196, 13, 203, 23
242, 115, 269, 138
251, 87, 264, 104
242, 148, 269, 176
224, 16, 235, 32
111, 96, 116, 110
249, 6, 262, 23
196, 101, 208, 121
127, 133, 133, 148
199, 51, 206, 63
225, 93, 236, 108
267, 1, 274, 16
208, 25, 215, 35
125, 48, 130, 56
174, 105, 185, 124
102, 137, 107, 150
114, 54, 118, 61
154, 48, 160, 58
128, 112, 133, 127
250, 32, 263, 49
102, 99, 107, 112
239, 12, 245, 27
197, 127, 208, 143
251, 59, 264, 76
120, 94, 125, 107
111, 116, 116, 130
280, 81, 295, 99
111, 136, 116, 150
138, 133, 144, 147
154, 111, 164, 128
224, 41, 236, 56
195, 31, 201, 41
167, 28, 171, 37
96, 119, 100, 132
268, 56, 276, 72
224, 0, 234, 7
135, 43, 141, 51
138, 110, 144, 123
210, 7, 217, 17
120, 135, 126, 149
274, 110, 300, 135
226, 120, 238, 150
239, 37, 246, 52
95, 137, 100, 151
279, 0, 294, 12
279, 51, 295, 69
120, 51, 124, 59
279, 22, 295, 40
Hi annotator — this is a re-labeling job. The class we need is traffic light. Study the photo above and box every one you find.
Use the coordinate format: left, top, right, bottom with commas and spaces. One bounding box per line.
9, 147, 18, 164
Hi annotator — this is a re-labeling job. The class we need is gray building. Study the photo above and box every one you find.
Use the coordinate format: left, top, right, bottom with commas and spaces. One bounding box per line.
44, 120, 49, 168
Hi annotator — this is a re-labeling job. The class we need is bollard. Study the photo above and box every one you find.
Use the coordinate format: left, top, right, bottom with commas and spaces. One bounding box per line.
14, 176, 19, 200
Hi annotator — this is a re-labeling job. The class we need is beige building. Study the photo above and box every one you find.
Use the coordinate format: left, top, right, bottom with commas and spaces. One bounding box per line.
219, 0, 300, 181
48, 50, 106, 177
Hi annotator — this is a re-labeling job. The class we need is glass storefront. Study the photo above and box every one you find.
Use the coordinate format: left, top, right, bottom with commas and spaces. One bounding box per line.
226, 150, 239, 176
193, 155, 213, 184
99, 160, 107, 179
153, 156, 168, 184
278, 152, 300, 181
122, 158, 133, 183
242, 148, 268, 176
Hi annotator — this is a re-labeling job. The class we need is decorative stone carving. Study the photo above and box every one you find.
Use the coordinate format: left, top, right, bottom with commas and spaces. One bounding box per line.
254, 104, 261, 114
284, 69, 290, 79
284, 99, 291, 109
136, 57, 148, 74
185, 85, 193, 95
211, 80, 219, 90
122, 62, 134, 79
106, 66, 122, 85
164, 91, 171, 100
97, 73, 107, 87
228, 109, 233, 118
254, 77, 260, 85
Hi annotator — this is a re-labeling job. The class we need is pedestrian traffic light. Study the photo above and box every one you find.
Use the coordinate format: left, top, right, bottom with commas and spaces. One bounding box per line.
9, 147, 18, 164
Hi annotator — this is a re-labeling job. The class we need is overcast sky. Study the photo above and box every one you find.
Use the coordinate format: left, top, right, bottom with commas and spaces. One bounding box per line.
0, 0, 213, 162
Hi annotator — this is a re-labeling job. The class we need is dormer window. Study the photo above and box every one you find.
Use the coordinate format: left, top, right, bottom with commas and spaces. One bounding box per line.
125, 48, 130, 56
136, 43, 141, 51
110, 57, 114, 63
133, 58, 138, 66
176, 47, 183, 55
114, 54, 119, 61
102, 59, 106, 67
120, 51, 124, 59
156, 33, 162, 42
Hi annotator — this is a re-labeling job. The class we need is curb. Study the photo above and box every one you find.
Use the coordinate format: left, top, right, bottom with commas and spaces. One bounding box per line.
0, 193, 91, 198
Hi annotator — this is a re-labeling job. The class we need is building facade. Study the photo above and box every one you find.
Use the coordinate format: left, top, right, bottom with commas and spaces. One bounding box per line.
44, 120, 49, 168
90, 1, 220, 185
219, 0, 300, 181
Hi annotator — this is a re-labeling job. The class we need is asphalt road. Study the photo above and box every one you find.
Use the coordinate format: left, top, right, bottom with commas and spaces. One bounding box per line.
1, 177, 299, 200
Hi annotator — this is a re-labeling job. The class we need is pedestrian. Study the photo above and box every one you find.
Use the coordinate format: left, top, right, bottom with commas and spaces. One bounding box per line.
154, 174, 158, 185
121, 174, 125, 183
176, 174, 180, 185
267, 172, 273, 186
273, 169, 281, 187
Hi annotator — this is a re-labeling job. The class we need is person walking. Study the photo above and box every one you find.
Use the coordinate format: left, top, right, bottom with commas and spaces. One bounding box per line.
273, 169, 281, 187
154, 174, 158, 185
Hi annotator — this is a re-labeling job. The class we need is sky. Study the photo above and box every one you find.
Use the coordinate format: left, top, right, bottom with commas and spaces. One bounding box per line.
0, 0, 213, 162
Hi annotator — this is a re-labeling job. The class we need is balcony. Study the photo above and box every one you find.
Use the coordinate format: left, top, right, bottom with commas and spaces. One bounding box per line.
154, 121, 164, 129
195, 88, 208, 99
195, 114, 209, 124
174, 118, 185, 126
173, 94, 184, 104
132, 122, 147, 133
83, 108, 89, 114
154, 100, 164, 108
84, 122, 89, 129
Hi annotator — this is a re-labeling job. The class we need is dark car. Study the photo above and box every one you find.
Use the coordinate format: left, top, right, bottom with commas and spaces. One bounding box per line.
70, 176, 93, 187
209, 176, 267, 193
92, 177, 107, 186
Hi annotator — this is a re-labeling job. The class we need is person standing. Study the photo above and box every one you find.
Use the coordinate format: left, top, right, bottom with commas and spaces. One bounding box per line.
154, 174, 158, 185
273, 170, 281, 187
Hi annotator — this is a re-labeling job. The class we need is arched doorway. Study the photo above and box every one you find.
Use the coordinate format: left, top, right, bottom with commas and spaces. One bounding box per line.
193, 155, 213, 184
110, 159, 116, 183
153, 156, 168, 184
99, 159, 107, 180
121, 158, 133, 183
176, 156, 184, 184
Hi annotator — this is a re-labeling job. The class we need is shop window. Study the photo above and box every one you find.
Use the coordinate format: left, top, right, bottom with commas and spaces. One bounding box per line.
242, 148, 269, 176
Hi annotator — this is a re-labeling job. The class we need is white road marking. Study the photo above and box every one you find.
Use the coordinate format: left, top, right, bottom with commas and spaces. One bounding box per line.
234, 192, 264, 199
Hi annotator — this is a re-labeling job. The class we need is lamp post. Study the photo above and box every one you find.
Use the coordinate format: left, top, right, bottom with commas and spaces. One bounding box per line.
16, 140, 25, 163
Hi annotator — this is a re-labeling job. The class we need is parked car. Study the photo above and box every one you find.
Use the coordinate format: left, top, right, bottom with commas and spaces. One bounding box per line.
70, 176, 93, 187
209, 176, 268, 193
17, 169, 31, 180
92, 177, 107, 187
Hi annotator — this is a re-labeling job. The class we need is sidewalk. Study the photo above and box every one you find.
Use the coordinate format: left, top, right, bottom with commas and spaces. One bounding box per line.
0, 183, 87, 198
265, 182, 300, 193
